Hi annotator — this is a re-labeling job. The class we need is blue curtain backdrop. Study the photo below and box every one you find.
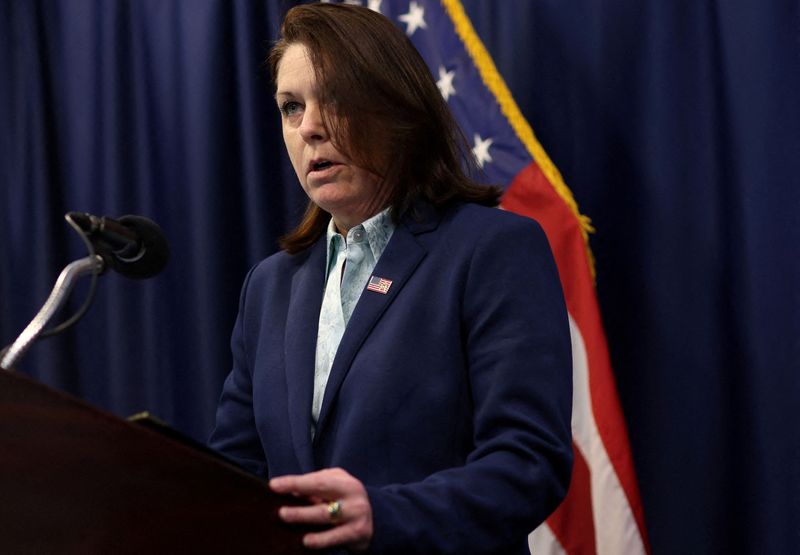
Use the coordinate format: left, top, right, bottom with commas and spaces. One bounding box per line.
1, 1, 797, 553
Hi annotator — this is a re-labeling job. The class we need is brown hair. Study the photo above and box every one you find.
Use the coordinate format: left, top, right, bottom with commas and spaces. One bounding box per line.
269, 3, 502, 253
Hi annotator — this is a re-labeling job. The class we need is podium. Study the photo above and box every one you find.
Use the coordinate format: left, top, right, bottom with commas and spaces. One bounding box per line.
0, 370, 310, 554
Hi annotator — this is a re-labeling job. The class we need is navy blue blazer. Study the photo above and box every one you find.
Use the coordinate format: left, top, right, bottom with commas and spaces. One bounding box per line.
210, 202, 573, 555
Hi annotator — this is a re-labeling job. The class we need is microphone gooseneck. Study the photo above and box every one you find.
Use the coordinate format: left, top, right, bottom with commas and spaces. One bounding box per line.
1, 212, 170, 371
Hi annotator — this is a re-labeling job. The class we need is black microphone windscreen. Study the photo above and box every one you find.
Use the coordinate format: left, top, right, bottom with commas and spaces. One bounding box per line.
111, 215, 170, 279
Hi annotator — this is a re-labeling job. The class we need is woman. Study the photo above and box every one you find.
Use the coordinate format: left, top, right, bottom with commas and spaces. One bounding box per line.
210, 4, 573, 554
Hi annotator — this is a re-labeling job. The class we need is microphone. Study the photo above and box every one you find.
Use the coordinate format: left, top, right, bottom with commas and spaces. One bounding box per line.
67, 212, 170, 279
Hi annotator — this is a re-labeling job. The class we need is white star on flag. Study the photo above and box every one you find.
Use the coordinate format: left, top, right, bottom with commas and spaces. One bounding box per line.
367, 0, 382, 12
398, 1, 427, 36
472, 134, 494, 168
437, 66, 456, 101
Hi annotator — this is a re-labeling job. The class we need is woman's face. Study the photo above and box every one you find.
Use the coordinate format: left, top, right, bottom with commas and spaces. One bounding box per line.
275, 43, 383, 233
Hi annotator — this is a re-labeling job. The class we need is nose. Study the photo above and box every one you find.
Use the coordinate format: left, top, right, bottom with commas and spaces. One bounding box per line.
298, 102, 327, 143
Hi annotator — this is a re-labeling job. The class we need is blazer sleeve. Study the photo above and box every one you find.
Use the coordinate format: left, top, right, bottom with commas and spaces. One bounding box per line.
366, 216, 574, 555
208, 265, 269, 477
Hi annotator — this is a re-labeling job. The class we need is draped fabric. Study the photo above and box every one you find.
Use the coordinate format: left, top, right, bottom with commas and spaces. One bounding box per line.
0, 0, 307, 440
466, 2, 800, 553
0, 1, 798, 554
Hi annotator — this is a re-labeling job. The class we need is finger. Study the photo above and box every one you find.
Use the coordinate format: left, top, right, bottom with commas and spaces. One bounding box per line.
270, 469, 349, 498
268, 474, 302, 494
278, 503, 335, 525
270, 475, 330, 498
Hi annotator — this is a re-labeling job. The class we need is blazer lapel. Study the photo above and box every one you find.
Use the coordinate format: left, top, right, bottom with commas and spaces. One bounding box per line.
314, 206, 440, 441
284, 238, 327, 473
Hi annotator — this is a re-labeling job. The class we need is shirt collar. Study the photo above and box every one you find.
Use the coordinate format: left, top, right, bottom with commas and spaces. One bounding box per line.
324, 207, 395, 275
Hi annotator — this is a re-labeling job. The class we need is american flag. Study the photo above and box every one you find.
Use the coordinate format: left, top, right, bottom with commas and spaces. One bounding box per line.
366, 275, 392, 294
329, 1, 650, 554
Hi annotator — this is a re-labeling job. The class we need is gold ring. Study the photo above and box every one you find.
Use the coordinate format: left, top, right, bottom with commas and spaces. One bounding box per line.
327, 500, 343, 523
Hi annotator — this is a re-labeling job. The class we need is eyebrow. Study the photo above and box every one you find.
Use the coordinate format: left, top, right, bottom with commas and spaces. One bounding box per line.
274, 91, 296, 101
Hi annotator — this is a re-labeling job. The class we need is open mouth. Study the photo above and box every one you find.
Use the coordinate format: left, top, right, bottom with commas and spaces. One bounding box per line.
311, 160, 335, 172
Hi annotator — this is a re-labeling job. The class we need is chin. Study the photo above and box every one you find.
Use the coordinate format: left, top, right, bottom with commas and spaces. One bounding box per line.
310, 190, 354, 212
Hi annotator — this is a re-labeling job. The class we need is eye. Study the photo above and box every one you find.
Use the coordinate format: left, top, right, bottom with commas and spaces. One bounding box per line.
280, 100, 303, 117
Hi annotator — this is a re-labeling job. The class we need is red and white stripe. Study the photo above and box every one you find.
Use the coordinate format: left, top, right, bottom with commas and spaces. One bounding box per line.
503, 163, 650, 555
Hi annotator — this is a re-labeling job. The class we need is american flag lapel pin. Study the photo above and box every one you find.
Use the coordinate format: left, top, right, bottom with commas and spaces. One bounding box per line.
366, 275, 392, 295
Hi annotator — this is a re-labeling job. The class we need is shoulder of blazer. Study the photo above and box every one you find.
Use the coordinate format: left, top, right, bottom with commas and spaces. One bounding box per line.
248, 236, 326, 282
406, 201, 543, 240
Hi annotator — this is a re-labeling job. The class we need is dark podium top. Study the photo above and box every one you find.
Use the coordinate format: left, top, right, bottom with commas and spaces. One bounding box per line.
0, 370, 310, 554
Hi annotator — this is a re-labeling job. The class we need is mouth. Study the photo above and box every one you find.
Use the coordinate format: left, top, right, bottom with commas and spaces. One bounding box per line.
308, 159, 338, 174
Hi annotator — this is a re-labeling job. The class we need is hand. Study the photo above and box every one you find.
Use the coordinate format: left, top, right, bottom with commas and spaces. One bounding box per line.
270, 467, 373, 552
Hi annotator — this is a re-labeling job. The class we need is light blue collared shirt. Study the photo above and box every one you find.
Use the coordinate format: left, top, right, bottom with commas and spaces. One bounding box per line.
312, 208, 395, 428
323, 208, 395, 325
